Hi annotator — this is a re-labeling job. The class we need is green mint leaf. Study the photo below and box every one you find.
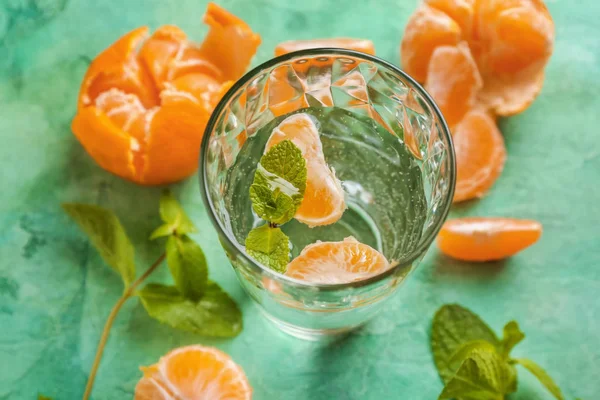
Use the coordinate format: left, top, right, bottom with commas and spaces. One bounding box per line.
149, 224, 175, 240
449, 340, 499, 368
515, 358, 564, 400
249, 140, 307, 225
432, 304, 500, 382
157, 190, 197, 236
165, 235, 208, 301
38, 395, 52, 400
260, 139, 307, 193
500, 321, 525, 358
245, 224, 289, 273
62, 204, 135, 288
438, 349, 516, 400
138, 282, 242, 337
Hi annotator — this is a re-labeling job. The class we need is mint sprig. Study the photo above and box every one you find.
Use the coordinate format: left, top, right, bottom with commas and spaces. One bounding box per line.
246, 140, 307, 272
63, 190, 241, 400
245, 224, 289, 273
249, 139, 307, 225
432, 304, 565, 400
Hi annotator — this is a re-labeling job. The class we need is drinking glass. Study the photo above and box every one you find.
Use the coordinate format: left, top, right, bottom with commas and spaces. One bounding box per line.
200, 49, 455, 340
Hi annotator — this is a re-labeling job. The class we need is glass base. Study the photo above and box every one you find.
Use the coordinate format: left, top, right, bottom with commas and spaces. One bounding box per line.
259, 308, 364, 341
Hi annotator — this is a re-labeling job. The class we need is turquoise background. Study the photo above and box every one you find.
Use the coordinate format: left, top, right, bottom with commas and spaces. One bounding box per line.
1, 0, 599, 398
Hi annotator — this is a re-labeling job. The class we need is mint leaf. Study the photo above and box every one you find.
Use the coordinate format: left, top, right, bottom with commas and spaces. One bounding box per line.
245, 224, 290, 273
249, 140, 307, 225
515, 358, 564, 400
138, 282, 242, 337
432, 304, 501, 382
438, 349, 516, 400
449, 340, 498, 368
149, 224, 174, 240
260, 139, 307, 193
38, 395, 52, 400
165, 235, 208, 301
500, 321, 525, 358
154, 190, 197, 238
62, 204, 135, 288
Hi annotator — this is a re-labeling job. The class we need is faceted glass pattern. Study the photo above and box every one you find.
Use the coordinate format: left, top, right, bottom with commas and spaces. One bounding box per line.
200, 49, 455, 339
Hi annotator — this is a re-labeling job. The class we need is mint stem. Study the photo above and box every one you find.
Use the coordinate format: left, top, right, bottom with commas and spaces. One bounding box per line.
82, 253, 166, 400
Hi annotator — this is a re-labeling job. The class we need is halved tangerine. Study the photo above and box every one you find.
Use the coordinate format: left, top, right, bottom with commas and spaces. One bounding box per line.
134, 345, 251, 400
437, 217, 542, 261
266, 113, 346, 227
285, 237, 390, 284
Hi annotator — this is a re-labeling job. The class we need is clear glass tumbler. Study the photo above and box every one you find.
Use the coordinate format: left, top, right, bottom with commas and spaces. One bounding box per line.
200, 49, 455, 340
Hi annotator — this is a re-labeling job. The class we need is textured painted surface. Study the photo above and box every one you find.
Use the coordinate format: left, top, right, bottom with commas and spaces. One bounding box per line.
0, 0, 599, 399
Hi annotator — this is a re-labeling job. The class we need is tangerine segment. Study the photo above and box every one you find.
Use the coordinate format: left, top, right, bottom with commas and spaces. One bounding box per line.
400, 5, 462, 83
134, 345, 251, 400
474, 0, 554, 116
286, 237, 390, 284
71, 107, 137, 182
139, 25, 222, 91
437, 217, 542, 261
425, 43, 482, 128
80, 27, 159, 110
453, 110, 506, 202
274, 38, 375, 56
141, 96, 211, 185
199, 2, 262, 81
266, 114, 346, 227
424, 0, 475, 35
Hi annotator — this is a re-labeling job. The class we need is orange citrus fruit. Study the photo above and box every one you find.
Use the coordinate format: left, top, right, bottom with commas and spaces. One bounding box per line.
134, 345, 251, 400
453, 109, 506, 202
266, 113, 346, 227
437, 217, 542, 261
72, 3, 260, 185
285, 237, 390, 284
401, 0, 554, 116
275, 38, 375, 56
425, 42, 482, 128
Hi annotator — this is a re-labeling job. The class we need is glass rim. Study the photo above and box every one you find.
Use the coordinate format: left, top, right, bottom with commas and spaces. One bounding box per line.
199, 48, 456, 292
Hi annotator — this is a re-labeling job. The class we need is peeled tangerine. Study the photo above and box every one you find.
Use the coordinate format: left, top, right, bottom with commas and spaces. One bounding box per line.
286, 237, 391, 284
402, 0, 554, 202
135, 345, 251, 400
266, 114, 346, 227
72, 3, 261, 185
437, 217, 542, 262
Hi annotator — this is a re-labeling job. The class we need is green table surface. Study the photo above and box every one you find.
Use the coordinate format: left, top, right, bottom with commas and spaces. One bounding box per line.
1, 0, 599, 399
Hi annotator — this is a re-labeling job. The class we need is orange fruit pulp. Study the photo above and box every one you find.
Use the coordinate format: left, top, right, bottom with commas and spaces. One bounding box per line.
437, 217, 542, 261
286, 237, 391, 284
266, 113, 346, 227
453, 109, 506, 202
72, 3, 261, 185
135, 345, 251, 400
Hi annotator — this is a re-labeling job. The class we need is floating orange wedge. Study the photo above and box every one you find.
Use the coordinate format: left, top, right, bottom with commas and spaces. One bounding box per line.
437, 217, 542, 261
134, 345, 251, 400
453, 109, 506, 202
275, 38, 375, 56
286, 237, 390, 284
72, 3, 260, 185
266, 113, 346, 227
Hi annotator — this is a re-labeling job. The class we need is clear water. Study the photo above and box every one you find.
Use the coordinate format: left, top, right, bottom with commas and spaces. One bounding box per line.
224, 106, 427, 262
